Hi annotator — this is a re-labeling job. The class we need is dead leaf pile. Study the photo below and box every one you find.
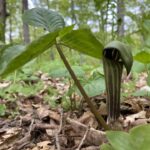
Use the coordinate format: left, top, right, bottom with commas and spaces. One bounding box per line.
0, 71, 150, 150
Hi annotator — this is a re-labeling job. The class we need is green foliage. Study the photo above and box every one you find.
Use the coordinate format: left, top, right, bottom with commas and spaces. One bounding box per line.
60, 29, 104, 59
59, 25, 75, 38
23, 8, 65, 32
0, 104, 6, 116
49, 66, 85, 78
0, 81, 44, 100
94, 0, 105, 10
0, 7, 106, 79
101, 124, 150, 150
134, 51, 150, 64
132, 61, 145, 73
80, 78, 105, 97
0, 31, 58, 77
132, 90, 150, 97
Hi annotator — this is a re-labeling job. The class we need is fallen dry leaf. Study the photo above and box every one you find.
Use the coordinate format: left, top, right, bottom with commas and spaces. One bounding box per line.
37, 106, 50, 121
123, 111, 146, 127
78, 111, 98, 128
0, 81, 11, 89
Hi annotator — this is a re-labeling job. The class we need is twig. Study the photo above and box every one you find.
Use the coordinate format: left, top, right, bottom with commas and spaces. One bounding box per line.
76, 126, 90, 150
58, 108, 63, 133
29, 119, 34, 133
35, 123, 58, 130
55, 134, 61, 150
55, 108, 64, 150
12, 133, 31, 150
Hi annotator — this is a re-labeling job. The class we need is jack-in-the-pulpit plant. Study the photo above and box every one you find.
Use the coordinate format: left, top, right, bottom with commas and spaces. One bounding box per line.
103, 41, 133, 123
0, 8, 133, 129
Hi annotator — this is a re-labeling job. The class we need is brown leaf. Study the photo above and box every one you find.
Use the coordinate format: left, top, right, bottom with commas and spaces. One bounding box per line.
37, 106, 50, 121
0, 127, 21, 149
78, 111, 98, 128
37, 106, 60, 123
0, 81, 11, 89
98, 101, 107, 115
121, 98, 141, 113
123, 111, 146, 127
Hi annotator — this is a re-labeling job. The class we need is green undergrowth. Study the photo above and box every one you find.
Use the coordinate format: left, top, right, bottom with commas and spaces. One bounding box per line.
0, 53, 150, 117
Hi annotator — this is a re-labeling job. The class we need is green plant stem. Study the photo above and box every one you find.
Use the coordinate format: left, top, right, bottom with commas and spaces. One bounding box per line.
55, 43, 110, 130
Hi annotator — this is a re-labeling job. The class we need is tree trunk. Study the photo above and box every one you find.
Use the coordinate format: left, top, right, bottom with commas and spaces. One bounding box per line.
22, 0, 30, 44
46, 0, 55, 60
70, 0, 77, 24
117, 0, 125, 38
0, 0, 7, 42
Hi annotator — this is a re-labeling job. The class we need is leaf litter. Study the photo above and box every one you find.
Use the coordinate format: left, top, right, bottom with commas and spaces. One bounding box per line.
0, 71, 150, 150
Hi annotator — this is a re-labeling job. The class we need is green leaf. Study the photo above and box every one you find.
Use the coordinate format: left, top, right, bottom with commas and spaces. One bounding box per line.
132, 90, 150, 97
49, 66, 85, 78
106, 131, 133, 150
101, 143, 115, 150
130, 125, 150, 150
0, 44, 13, 56
0, 31, 58, 77
94, 0, 105, 10
23, 8, 65, 32
60, 29, 104, 59
132, 61, 145, 73
59, 25, 74, 38
0, 104, 6, 116
78, 78, 105, 97
143, 20, 150, 33
104, 41, 133, 75
134, 51, 150, 64
105, 125, 150, 150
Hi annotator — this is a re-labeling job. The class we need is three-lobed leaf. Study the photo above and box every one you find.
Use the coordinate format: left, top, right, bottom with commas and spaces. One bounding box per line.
23, 8, 104, 59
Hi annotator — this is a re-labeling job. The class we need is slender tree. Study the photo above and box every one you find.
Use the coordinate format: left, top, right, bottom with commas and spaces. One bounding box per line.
117, 0, 125, 38
0, 0, 7, 42
70, 0, 77, 24
46, 0, 55, 60
22, 0, 30, 43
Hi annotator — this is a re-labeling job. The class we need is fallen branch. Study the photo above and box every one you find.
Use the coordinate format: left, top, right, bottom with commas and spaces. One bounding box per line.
76, 126, 90, 150
55, 108, 64, 150
67, 118, 106, 146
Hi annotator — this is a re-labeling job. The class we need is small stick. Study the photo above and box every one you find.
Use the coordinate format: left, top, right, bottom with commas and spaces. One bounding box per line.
55, 108, 64, 150
55, 134, 61, 150
58, 108, 63, 133
29, 119, 34, 133
76, 126, 90, 150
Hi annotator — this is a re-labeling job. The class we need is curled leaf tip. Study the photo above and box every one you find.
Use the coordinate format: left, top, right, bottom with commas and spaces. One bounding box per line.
104, 41, 133, 75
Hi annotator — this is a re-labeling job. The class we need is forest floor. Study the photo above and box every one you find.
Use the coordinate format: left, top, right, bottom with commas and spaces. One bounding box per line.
0, 72, 150, 150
